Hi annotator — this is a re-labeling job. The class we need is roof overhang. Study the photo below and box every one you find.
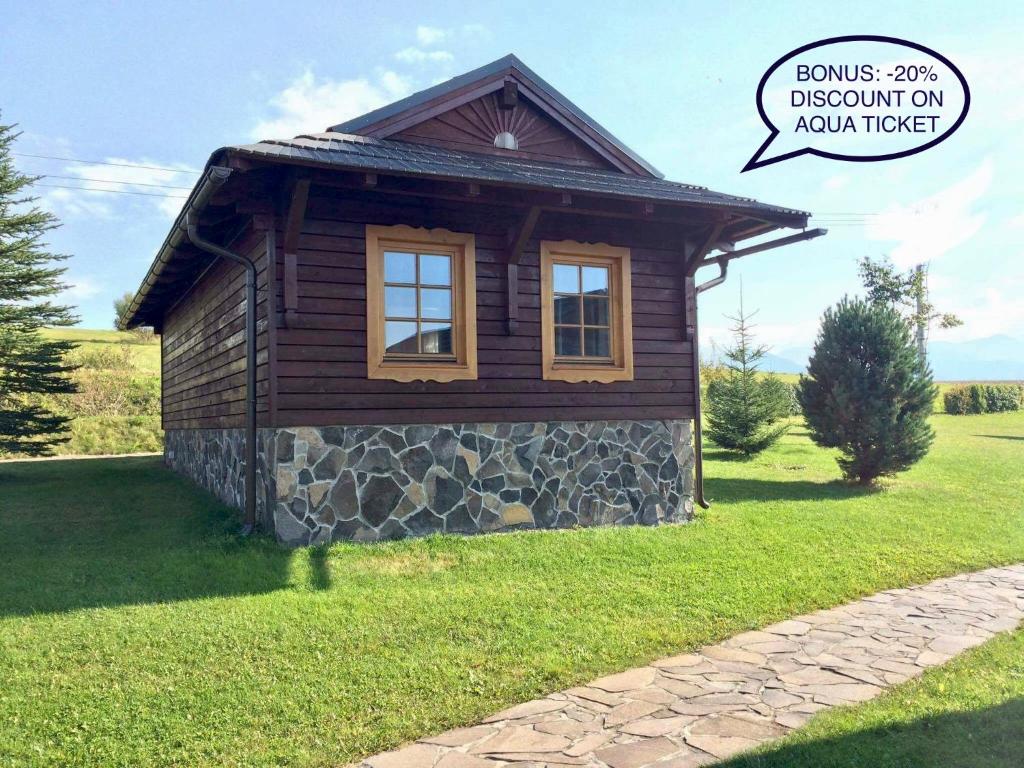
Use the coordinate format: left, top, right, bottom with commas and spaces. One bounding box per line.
124, 142, 813, 329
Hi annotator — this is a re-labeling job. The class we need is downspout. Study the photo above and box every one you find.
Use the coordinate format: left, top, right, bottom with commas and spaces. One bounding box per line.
690, 257, 728, 509
689, 228, 827, 510
182, 166, 258, 535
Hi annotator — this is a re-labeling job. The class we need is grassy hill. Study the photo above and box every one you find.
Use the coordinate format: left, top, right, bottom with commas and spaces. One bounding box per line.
21, 327, 163, 456
39, 326, 161, 375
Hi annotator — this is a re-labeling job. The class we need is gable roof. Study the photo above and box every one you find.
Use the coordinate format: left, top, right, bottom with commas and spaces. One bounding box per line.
329, 54, 663, 178
231, 132, 808, 225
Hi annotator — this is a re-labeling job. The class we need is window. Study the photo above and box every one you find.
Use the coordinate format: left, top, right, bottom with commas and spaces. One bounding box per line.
540, 240, 633, 383
366, 225, 477, 382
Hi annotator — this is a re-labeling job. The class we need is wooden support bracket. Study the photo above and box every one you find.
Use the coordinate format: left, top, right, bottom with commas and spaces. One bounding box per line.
504, 205, 541, 335
281, 174, 311, 328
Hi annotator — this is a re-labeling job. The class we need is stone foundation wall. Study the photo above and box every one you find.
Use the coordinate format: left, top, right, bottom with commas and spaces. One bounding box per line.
165, 419, 694, 546
163, 427, 275, 529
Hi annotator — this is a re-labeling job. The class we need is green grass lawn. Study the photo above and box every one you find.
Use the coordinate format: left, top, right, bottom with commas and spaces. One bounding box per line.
1, 412, 1022, 767
723, 627, 1024, 767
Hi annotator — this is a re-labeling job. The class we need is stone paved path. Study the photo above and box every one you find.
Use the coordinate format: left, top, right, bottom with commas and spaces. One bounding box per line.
356, 565, 1024, 768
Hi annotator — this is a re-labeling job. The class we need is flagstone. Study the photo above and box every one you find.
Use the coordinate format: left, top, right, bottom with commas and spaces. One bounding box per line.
354, 564, 1024, 768
594, 737, 682, 768
590, 667, 658, 693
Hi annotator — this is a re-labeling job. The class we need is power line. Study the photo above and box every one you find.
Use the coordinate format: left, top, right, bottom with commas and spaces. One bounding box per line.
37, 173, 194, 190
33, 182, 189, 199
13, 152, 200, 174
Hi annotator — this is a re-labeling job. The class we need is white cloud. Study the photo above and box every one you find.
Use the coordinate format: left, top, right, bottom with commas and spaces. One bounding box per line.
932, 278, 1024, 342
251, 69, 412, 140
33, 156, 197, 220
864, 159, 993, 269
60, 274, 102, 301
1007, 212, 1024, 230
395, 47, 454, 64
822, 174, 849, 191
416, 25, 447, 46
414, 23, 488, 48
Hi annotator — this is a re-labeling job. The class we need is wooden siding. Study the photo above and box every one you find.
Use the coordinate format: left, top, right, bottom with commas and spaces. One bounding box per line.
392, 92, 613, 169
161, 229, 271, 430
271, 189, 695, 427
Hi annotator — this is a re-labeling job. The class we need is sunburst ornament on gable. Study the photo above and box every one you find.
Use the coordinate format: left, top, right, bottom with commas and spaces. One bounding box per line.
493, 131, 518, 150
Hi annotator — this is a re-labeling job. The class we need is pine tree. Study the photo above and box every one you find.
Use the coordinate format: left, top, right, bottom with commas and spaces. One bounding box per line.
798, 297, 936, 485
705, 297, 788, 456
0, 118, 78, 455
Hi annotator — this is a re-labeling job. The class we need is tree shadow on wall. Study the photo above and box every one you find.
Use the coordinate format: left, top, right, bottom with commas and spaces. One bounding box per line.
716, 698, 1024, 768
0, 456, 295, 617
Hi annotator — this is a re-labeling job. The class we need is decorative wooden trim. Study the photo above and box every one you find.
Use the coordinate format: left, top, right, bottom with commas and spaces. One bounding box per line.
540, 240, 634, 384
505, 206, 541, 335
282, 176, 310, 327
365, 224, 478, 383
265, 223, 279, 425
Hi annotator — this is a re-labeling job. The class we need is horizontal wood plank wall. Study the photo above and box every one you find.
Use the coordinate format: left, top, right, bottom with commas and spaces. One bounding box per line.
272, 190, 695, 427
161, 228, 270, 430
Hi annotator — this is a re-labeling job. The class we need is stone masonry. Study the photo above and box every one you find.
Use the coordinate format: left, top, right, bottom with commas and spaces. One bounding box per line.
164, 419, 694, 546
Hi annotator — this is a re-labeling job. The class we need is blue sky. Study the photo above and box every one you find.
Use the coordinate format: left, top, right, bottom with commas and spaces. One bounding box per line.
3, 0, 1021, 356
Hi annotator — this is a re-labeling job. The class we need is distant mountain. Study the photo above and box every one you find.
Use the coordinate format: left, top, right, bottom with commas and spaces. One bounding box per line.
774, 335, 1024, 381
701, 345, 805, 374
926, 335, 1024, 381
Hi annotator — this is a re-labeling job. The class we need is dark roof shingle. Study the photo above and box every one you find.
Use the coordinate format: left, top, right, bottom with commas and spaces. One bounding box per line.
229, 132, 809, 225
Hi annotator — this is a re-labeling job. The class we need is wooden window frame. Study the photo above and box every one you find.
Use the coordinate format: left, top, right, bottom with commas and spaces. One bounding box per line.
366, 225, 477, 382
540, 240, 633, 383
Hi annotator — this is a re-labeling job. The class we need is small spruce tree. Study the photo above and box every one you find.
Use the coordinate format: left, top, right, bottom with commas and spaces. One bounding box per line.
0, 117, 78, 455
705, 298, 788, 456
798, 297, 936, 485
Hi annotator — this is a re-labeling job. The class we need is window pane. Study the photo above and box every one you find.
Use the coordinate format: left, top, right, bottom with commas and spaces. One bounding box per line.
420, 322, 453, 354
553, 263, 579, 294
385, 321, 418, 353
583, 296, 610, 326
420, 288, 451, 319
553, 295, 580, 325
582, 266, 609, 295
555, 326, 582, 356
384, 251, 416, 283
584, 327, 611, 357
384, 286, 416, 318
419, 253, 451, 285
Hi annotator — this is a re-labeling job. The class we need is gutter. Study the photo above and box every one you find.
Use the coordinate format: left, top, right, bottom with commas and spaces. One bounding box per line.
130, 164, 258, 534
689, 227, 828, 510
180, 166, 258, 535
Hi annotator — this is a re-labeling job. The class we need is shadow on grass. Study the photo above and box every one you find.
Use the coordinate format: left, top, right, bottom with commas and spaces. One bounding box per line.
718, 698, 1024, 768
705, 477, 877, 503
975, 434, 1024, 441
0, 456, 294, 617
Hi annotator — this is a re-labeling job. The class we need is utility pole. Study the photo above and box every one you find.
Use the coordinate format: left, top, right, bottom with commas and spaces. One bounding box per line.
915, 263, 927, 361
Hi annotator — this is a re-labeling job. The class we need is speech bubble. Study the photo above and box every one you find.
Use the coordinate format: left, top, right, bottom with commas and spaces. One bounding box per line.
743, 35, 970, 172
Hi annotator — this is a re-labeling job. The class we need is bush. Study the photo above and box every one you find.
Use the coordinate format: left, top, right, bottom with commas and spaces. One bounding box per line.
761, 377, 801, 420
943, 385, 973, 415
946, 383, 1023, 414
798, 297, 936, 484
986, 384, 1023, 412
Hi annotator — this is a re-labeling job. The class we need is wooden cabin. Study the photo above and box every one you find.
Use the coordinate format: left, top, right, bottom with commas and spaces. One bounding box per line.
125, 55, 818, 545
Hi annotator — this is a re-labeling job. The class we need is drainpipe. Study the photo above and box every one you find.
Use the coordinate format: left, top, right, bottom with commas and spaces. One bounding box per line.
689, 257, 728, 509
183, 166, 258, 535
689, 228, 827, 510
